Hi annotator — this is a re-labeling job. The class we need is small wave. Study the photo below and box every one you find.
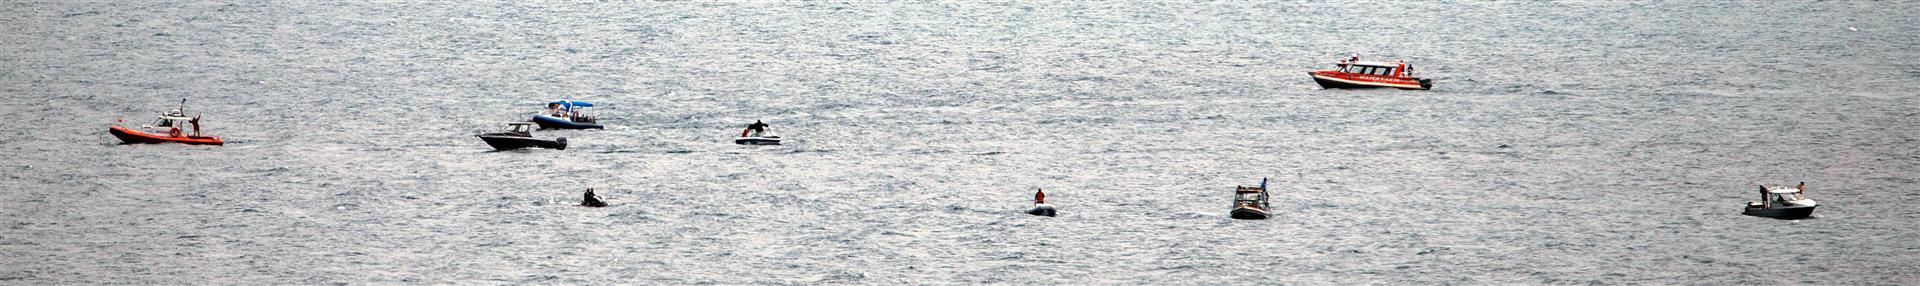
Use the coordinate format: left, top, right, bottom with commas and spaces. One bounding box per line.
1170, 211, 1217, 219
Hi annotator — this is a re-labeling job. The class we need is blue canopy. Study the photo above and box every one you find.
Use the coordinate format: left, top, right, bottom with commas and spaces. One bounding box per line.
549, 100, 595, 108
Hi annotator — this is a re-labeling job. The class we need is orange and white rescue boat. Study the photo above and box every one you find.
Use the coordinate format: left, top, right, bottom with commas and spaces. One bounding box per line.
1308, 57, 1433, 90
108, 99, 224, 145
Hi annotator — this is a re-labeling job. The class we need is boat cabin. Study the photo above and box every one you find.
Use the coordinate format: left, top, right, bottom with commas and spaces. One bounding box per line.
1771, 188, 1813, 205
501, 122, 536, 136
1234, 186, 1269, 210
147, 115, 191, 129
1753, 186, 1816, 208
1334, 61, 1414, 78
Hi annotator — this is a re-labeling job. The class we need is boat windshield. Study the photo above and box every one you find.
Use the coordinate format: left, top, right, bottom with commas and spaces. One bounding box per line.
1349, 65, 1393, 76
1780, 193, 1806, 201
1236, 192, 1261, 201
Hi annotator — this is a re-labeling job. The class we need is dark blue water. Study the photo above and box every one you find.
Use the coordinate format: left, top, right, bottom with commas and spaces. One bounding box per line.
3, 1, 1917, 284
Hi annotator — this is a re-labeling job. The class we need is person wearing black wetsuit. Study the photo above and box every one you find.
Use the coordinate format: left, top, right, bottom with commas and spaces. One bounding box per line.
581, 188, 607, 207
743, 120, 769, 137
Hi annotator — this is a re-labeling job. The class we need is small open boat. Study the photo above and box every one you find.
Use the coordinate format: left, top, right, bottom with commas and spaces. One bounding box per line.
1744, 182, 1817, 220
1027, 189, 1056, 217
1230, 178, 1272, 220
109, 99, 224, 145
531, 100, 603, 129
1308, 56, 1433, 90
478, 122, 567, 150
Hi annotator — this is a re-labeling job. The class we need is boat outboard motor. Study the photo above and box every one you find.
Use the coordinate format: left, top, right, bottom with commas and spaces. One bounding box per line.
581, 188, 607, 207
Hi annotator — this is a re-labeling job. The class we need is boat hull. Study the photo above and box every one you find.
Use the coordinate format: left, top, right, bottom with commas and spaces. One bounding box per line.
108, 126, 224, 145
735, 136, 782, 145
1027, 204, 1057, 217
478, 135, 567, 150
1743, 205, 1815, 220
1230, 207, 1271, 220
531, 114, 603, 129
1309, 72, 1432, 90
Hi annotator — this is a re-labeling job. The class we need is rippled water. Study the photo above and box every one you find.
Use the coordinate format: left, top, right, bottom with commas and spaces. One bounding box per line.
3, 1, 1918, 284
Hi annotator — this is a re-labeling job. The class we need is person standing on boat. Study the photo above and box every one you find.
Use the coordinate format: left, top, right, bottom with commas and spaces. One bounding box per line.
743, 120, 769, 137
188, 115, 202, 137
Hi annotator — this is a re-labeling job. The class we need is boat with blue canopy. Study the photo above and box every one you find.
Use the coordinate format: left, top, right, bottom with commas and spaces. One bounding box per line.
531, 100, 603, 129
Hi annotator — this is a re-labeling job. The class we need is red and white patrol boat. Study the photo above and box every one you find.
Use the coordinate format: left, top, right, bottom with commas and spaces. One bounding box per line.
1308, 57, 1433, 90
108, 99, 225, 145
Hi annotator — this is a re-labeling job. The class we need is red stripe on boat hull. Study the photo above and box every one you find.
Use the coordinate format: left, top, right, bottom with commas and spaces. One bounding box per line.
108, 126, 224, 145
1308, 71, 1432, 90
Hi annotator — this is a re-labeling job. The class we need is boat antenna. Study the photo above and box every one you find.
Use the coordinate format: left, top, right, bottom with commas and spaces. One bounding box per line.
178, 98, 187, 115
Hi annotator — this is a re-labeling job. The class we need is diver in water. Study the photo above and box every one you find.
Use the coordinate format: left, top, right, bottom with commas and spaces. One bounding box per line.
581, 188, 607, 207
742, 120, 769, 137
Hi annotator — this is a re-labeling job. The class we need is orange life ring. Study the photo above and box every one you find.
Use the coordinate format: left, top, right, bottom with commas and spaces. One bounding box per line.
169, 127, 182, 137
